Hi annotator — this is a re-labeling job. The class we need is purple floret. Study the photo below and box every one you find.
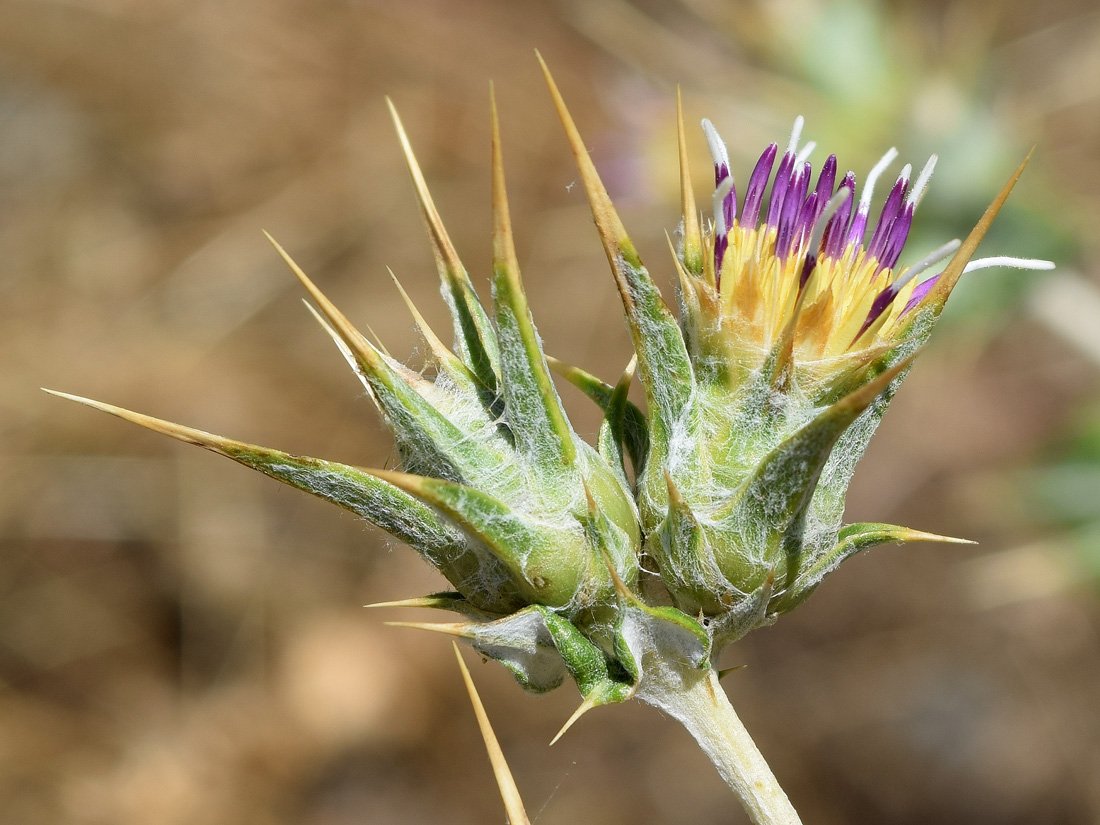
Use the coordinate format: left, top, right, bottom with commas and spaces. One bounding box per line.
821, 172, 856, 260
714, 233, 729, 285
713, 162, 737, 232
878, 204, 914, 272
765, 150, 796, 229
845, 203, 869, 251
866, 174, 910, 261
775, 163, 811, 260
811, 155, 838, 222
792, 191, 820, 256
901, 274, 938, 315
741, 143, 778, 227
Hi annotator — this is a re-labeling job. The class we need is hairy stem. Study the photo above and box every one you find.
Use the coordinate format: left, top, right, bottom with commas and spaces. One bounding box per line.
639, 666, 802, 825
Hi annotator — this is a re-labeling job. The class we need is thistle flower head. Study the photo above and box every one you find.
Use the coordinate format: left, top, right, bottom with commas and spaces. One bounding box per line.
49, 60, 1052, 713
624, 103, 1049, 644
541, 66, 1049, 648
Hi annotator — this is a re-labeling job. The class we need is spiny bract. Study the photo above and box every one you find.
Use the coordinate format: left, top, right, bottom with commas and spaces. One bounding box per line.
49, 59, 1050, 714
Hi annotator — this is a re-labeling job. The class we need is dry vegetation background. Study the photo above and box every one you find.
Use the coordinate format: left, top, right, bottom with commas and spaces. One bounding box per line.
4, 0, 1100, 822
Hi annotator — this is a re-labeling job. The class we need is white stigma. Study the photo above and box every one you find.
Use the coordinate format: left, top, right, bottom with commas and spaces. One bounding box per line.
808, 186, 853, 252
858, 147, 899, 211
906, 154, 938, 206
795, 141, 816, 165
963, 257, 1056, 274
701, 118, 730, 171
786, 115, 805, 156
892, 239, 962, 292
712, 176, 734, 236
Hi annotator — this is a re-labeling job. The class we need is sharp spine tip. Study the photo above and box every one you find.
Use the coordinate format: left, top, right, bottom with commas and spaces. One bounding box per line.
365, 596, 442, 610
717, 664, 748, 680
549, 695, 598, 746
383, 620, 473, 638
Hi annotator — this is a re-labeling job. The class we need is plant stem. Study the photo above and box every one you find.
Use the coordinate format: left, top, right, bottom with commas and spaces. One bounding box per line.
640, 667, 802, 825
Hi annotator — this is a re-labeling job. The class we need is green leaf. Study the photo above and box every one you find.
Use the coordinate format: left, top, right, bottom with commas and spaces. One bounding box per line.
617, 599, 711, 677
577, 480, 640, 600
539, 54, 693, 456
370, 469, 598, 610
717, 353, 919, 592
675, 87, 704, 280
652, 472, 715, 615
387, 98, 502, 398
489, 91, 577, 473
600, 358, 647, 482
267, 236, 508, 483
806, 335, 925, 530
708, 570, 777, 651
775, 521, 973, 612
389, 605, 636, 705
547, 357, 649, 480
43, 391, 526, 615
535, 607, 634, 703
387, 271, 484, 400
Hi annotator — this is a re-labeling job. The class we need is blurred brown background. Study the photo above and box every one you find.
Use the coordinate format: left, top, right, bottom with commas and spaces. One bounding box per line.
4, 0, 1100, 822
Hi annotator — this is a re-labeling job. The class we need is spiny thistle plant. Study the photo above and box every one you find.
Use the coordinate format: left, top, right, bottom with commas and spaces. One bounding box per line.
48, 56, 1054, 825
